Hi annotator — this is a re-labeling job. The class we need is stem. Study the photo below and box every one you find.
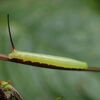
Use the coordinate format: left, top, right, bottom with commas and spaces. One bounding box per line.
0, 54, 9, 61
0, 54, 100, 72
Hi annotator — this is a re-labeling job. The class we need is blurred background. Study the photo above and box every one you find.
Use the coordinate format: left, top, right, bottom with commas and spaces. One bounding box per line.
0, 0, 100, 100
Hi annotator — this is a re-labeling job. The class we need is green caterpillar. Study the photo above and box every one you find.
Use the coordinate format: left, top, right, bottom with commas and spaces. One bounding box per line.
9, 50, 88, 70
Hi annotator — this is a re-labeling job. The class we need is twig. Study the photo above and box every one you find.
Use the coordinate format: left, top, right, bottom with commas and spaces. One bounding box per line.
0, 54, 100, 72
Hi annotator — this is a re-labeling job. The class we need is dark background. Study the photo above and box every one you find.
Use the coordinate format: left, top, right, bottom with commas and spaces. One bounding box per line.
0, 0, 100, 100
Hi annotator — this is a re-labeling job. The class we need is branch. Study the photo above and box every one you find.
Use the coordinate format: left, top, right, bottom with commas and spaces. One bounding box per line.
0, 54, 100, 72
0, 54, 9, 61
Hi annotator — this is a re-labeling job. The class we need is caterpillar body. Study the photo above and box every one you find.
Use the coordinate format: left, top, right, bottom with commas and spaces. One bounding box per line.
9, 50, 88, 70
